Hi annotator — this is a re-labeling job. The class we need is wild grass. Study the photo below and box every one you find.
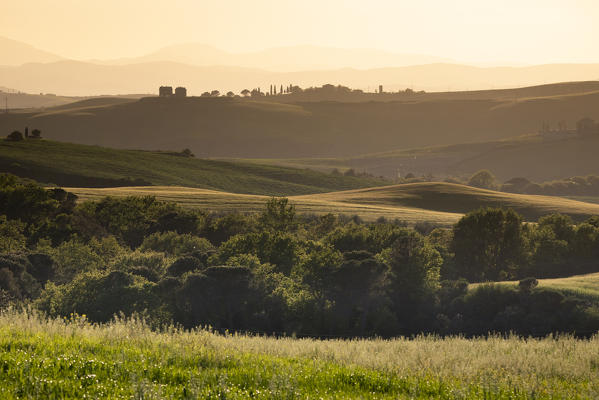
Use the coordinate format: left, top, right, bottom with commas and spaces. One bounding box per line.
0, 309, 597, 399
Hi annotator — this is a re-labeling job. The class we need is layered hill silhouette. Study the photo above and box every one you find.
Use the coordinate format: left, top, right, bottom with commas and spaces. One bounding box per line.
2, 60, 599, 95
0, 36, 63, 66
1, 85, 598, 164
105, 43, 451, 71
2, 36, 599, 95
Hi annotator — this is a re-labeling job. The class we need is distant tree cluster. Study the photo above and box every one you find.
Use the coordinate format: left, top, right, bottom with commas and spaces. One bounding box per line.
184, 83, 425, 101
6, 128, 42, 142
576, 117, 599, 136
1, 173, 599, 337
501, 175, 599, 196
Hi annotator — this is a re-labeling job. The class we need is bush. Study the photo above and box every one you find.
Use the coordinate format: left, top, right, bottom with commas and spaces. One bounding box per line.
166, 256, 204, 277
6, 131, 24, 141
518, 277, 538, 293
467, 170, 497, 190
37, 270, 159, 322
139, 231, 213, 257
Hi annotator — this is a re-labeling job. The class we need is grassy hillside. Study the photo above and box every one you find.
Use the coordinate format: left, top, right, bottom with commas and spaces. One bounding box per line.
1, 310, 597, 399
297, 182, 599, 221
67, 182, 599, 224
0, 139, 387, 196
245, 133, 599, 182
1, 86, 598, 159
471, 273, 599, 304
66, 185, 463, 225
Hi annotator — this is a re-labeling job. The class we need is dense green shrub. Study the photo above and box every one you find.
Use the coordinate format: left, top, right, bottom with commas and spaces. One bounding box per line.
1, 175, 598, 337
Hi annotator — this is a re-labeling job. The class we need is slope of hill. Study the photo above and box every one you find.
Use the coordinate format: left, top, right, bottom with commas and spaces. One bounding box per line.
67, 185, 463, 225
0, 36, 63, 66
0, 139, 387, 195
1, 90, 598, 161
0, 90, 78, 109
296, 182, 599, 222
355, 132, 599, 182
243, 129, 599, 182
66, 182, 599, 224
471, 273, 599, 304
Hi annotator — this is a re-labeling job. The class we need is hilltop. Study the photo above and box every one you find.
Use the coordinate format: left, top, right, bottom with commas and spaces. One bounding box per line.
1, 86, 599, 162
0, 139, 387, 195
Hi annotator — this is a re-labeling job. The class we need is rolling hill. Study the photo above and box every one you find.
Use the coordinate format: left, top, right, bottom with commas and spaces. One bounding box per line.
2, 88, 599, 163
66, 182, 599, 225
0, 139, 387, 195
272, 132, 599, 182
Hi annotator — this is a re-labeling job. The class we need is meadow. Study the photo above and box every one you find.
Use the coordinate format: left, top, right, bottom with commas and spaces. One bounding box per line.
66, 182, 599, 224
1, 309, 598, 399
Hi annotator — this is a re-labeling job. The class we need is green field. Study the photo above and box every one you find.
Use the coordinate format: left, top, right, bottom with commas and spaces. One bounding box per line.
1, 310, 597, 399
67, 182, 599, 224
0, 139, 387, 196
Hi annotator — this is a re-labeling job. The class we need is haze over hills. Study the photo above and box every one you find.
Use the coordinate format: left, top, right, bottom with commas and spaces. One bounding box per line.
2, 85, 598, 172
2, 59, 599, 96
1, 37, 599, 95
104, 43, 452, 71
0, 36, 63, 66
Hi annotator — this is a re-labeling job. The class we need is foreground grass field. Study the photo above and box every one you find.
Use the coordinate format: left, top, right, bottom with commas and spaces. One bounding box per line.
0, 140, 387, 196
66, 182, 599, 225
0, 310, 597, 399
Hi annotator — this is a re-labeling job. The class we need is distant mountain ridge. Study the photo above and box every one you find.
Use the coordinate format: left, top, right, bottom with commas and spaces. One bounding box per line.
104, 43, 452, 71
1, 59, 599, 96
0, 36, 63, 66
0, 38, 599, 96
0, 36, 598, 96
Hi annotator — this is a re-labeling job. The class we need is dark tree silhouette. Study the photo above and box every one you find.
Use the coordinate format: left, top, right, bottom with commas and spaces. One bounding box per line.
6, 131, 24, 141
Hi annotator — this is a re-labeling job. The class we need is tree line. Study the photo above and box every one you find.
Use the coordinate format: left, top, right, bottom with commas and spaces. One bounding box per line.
1, 173, 598, 337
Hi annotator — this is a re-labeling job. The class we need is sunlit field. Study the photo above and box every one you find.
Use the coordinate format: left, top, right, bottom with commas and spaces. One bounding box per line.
66, 181, 599, 225
472, 272, 599, 304
66, 185, 462, 225
1, 309, 598, 399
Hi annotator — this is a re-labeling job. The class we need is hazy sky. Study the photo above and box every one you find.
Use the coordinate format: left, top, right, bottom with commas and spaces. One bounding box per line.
2, 0, 597, 64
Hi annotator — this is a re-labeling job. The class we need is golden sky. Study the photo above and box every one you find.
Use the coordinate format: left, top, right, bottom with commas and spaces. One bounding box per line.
2, 0, 597, 64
